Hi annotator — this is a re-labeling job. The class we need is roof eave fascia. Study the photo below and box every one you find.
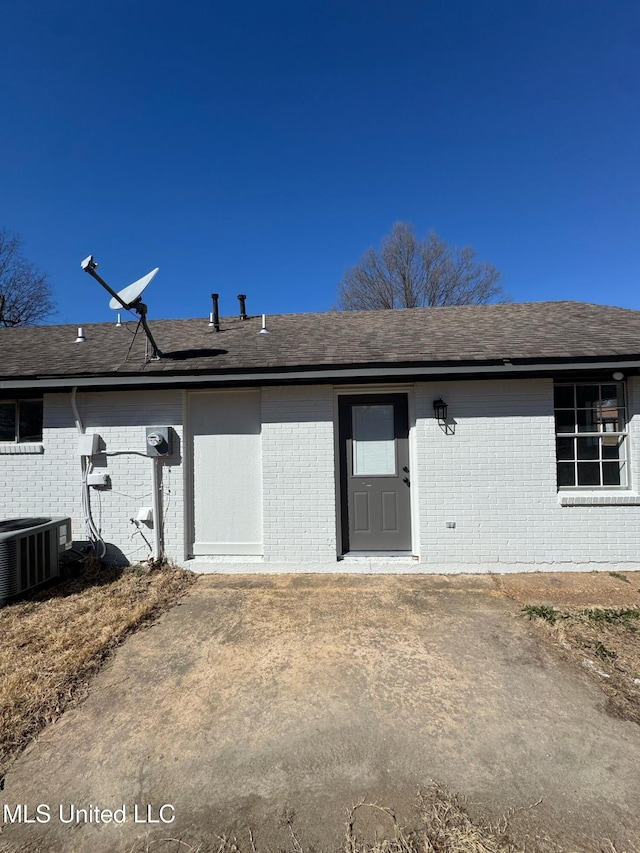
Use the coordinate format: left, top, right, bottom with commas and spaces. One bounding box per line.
2, 356, 640, 390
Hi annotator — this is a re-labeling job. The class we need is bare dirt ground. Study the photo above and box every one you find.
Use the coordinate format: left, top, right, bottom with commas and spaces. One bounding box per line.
494, 571, 640, 728
492, 570, 640, 610
0, 559, 196, 781
1, 572, 640, 853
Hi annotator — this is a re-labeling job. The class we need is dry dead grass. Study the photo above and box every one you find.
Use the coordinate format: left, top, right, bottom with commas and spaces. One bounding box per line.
522, 604, 640, 726
0, 557, 196, 779
494, 570, 640, 728
123, 784, 550, 853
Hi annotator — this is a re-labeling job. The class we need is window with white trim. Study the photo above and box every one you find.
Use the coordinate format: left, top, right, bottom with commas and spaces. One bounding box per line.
0, 399, 43, 443
554, 382, 627, 488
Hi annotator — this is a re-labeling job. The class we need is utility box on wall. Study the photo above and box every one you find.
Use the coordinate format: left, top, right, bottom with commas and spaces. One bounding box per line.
145, 426, 173, 457
77, 433, 101, 457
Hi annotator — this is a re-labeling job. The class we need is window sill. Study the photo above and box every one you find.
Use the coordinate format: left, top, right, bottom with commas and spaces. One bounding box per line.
559, 492, 640, 506
0, 443, 44, 455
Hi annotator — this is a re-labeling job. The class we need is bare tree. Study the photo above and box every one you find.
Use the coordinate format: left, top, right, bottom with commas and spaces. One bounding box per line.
338, 222, 507, 310
0, 229, 55, 326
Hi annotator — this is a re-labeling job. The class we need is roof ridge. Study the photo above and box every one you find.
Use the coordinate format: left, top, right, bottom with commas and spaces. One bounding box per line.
2, 299, 638, 332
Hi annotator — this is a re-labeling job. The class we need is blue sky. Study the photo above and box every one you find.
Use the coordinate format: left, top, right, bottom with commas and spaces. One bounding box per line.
1, 0, 639, 325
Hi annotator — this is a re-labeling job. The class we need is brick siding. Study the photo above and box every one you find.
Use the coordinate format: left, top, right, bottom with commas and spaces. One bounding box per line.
413, 377, 640, 571
261, 385, 337, 561
2, 378, 640, 571
0, 390, 184, 564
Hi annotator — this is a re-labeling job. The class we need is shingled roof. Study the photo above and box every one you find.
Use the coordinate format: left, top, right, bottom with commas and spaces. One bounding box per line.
1, 301, 639, 386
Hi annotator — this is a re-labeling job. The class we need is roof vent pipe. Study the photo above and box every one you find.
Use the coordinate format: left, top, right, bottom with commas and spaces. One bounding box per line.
75, 327, 86, 343
238, 294, 248, 320
210, 293, 220, 332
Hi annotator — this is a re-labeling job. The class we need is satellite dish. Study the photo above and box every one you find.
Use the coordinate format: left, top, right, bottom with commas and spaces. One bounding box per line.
109, 268, 159, 310
80, 256, 163, 359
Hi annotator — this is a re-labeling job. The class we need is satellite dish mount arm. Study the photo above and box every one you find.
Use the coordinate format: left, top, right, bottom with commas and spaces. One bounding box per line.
81, 257, 130, 310
80, 255, 162, 359
134, 301, 162, 360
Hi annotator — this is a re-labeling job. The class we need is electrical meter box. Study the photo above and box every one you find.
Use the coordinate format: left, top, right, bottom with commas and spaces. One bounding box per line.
145, 426, 173, 457
77, 433, 101, 457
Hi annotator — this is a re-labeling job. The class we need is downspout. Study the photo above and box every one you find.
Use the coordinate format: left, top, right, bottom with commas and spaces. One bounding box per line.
71, 386, 84, 435
151, 456, 163, 562
71, 387, 106, 558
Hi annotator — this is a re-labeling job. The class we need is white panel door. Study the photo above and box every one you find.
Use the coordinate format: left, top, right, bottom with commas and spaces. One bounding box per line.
189, 390, 263, 555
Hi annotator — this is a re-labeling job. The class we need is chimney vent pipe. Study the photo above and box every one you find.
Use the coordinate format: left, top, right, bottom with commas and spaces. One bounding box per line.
238, 294, 248, 320
210, 293, 220, 332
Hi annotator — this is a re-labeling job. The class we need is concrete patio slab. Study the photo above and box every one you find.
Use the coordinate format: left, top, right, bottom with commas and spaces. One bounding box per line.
1, 573, 639, 852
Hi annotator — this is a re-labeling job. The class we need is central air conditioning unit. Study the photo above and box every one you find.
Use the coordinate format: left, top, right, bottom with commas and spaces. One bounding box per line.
0, 517, 72, 607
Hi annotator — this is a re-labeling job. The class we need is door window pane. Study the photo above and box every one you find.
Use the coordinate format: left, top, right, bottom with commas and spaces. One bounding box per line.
352, 405, 396, 475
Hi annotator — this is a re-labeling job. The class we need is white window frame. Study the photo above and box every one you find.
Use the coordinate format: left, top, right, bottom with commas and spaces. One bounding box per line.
0, 398, 44, 443
554, 381, 628, 490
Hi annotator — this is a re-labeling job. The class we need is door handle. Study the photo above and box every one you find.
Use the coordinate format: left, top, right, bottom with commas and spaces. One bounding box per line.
403, 477, 410, 486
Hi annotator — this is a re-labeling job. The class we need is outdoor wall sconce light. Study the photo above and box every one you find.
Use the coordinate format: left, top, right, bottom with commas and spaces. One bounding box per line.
433, 397, 448, 422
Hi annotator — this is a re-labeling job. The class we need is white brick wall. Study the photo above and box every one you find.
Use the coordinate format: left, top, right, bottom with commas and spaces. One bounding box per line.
0, 390, 184, 565
261, 385, 337, 561
413, 377, 640, 572
3, 377, 639, 572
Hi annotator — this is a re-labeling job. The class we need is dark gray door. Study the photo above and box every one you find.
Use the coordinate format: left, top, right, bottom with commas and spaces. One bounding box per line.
339, 394, 411, 553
